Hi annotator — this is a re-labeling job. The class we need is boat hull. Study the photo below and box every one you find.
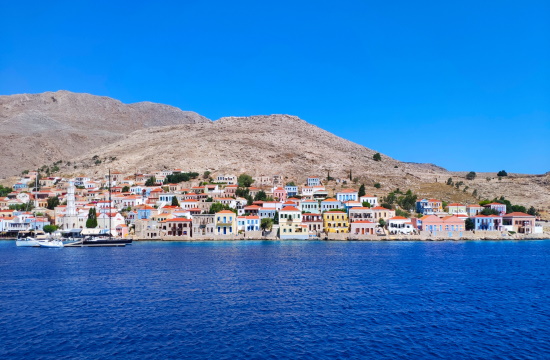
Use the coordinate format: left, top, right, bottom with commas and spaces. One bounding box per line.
16, 239, 40, 247
38, 240, 64, 248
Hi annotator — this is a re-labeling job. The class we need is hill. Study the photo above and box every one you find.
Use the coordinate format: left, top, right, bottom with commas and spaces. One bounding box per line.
0, 90, 210, 177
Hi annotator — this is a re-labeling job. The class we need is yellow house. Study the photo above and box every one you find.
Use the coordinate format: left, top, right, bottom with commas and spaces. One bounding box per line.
323, 210, 349, 233
279, 206, 308, 239
215, 210, 237, 236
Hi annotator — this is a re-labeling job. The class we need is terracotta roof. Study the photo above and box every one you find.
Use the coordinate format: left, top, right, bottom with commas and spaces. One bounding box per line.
280, 206, 300, 212
503, 212, 534, 217
217, 210, 235, 214
323, 198, 338, 202
352, 220, 375, 224
338, 189, 357, 193
389, 216, 409, 220
447, 203, 464, 206
324, 210, 346, 213
371, 206, 390, 210
162, 218, 192, 222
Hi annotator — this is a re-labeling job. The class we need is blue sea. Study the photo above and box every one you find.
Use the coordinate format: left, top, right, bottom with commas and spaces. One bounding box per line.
1, 240, 549, 359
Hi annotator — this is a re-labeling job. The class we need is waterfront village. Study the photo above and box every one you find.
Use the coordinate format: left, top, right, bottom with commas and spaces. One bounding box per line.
0, 170, 546, 241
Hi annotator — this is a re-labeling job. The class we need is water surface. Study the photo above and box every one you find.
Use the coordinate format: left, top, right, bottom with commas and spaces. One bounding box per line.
1, 240, 549, 359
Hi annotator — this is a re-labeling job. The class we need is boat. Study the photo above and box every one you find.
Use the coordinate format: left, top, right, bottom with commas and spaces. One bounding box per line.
82, 169, 132, 247
16, 235, 40, 247
38, 239, 64, 248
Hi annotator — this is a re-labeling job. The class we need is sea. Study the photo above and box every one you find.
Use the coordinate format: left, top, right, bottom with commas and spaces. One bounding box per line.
1, 240, 549, 359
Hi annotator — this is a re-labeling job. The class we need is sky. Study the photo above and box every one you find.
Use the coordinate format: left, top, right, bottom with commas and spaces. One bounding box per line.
1, 1, 549, 174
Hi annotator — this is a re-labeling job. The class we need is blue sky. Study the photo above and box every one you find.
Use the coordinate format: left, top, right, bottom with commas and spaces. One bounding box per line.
1, 1, 549, 174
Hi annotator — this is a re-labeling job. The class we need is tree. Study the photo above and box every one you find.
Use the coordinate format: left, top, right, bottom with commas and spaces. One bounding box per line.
527, 206, 537, 216
465, 218, 474, 231
361, 201, 371, 208
208, 203, 237, 214
374, 182, 381, 189
378, 218, 386, 227
254, 190, 267, 201
43, 224, 58, 233
373, 153, 382, 161
203, 171, 211, 179
145, 176, 156, 186
86, 208, 98, 228
358, 184, 366, 198
122, 186, 130, 192
286, 181, 296, 186
349, 169, 352, 181
46, 196, 60, 210
238, 173, 253, 187
480, 208, 500, 216
395, 209, 410, 218
497, 170, 508, 177
260, 218, 273, 232
446, 177, 453, 186
273, 211, 279, 225
466, 171, 477, 180
472, 189, 478, 197
171, 196, 180, 207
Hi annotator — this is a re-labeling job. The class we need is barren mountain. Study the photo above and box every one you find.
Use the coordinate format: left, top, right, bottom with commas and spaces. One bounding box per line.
1, 91, 548, 214
0, 90, 210, 177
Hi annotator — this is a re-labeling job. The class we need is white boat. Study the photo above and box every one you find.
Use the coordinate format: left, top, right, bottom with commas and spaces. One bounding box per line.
38, 239, 64, 248
16, 237, 41, 247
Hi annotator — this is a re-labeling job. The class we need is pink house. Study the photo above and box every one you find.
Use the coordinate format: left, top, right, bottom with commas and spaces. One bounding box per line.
484, 202, 507, 216
421, 215, 465, 232
273, 187, 287, 202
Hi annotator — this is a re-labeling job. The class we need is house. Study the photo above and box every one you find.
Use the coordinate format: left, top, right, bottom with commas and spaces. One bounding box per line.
320, 198, 343, 212
215, 210, 237, 236
472, 214, 503, 231
258, 207, 276, 220
466, 204, 485, 217
237, 216, 260, 232
191, 214, 215, 236
350, 220, 377, 236
502, 212, 536, 234
387, 216, 415, 235
116, 224, 129, 237
306, 177, 320, 187
302, 213, 323, 235
300, 199, 320, 214
216, 174, 237, 185
348, 207, 376, 222
421, 215, 465, 233
284, 185, 298, 197
370, 206, 396, 221
484, 202, 507, 216
161, 218, 193, 236
343, 201, 362, 211
416, 199, 443, 215
323, 210, 349, 233
447, 203, 467, 216
312, 186, 328, 200
359, 195, 378, 207
279, 206, 308, 239
273, 187, 287, 202
336, 189, 358, 202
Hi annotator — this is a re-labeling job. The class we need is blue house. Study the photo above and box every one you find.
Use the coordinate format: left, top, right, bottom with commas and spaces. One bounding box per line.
284, 185, 298, 197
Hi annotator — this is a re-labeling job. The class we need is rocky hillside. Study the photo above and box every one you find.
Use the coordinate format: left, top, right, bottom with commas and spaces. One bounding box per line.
0, 90, 210, 177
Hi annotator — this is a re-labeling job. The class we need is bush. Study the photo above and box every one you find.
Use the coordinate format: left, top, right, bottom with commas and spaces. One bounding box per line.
497, 170, 508, 177
373, 153, 382, 161
466, 171, 476, 180
374, 183, 381, 189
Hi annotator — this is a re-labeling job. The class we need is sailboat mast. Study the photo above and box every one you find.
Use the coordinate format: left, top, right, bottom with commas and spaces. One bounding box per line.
109, 169, 112, 239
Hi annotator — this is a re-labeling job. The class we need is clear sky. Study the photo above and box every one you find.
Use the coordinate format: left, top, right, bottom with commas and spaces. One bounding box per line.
1, 1, 549, 174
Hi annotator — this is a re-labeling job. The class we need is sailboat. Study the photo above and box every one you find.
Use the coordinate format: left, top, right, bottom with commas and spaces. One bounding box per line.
82, 169, 132, 246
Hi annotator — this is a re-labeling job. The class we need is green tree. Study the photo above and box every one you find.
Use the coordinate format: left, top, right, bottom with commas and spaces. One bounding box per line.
171, 196, 180, 207
465, 218, 474, 231
361, 201, 371, 208
373, 153, 382, 161
238, 173, 253, 187
0, 185, 12, 197
286, 181, 296, 186
203, 171, 211, 179
527, 206, 538, 216
374, 182, 381, 189
480, 208, 500, 216
273, 211, 279, 225
497, 170, 508, 177
208, 203, 237, 214
358, 184, 366, 198
466, 171, 476, 180
145, 176, 156, 186
122, 186, 130, 192
86, 208, 98, 228
46, 196, 60, 210
472, 189, 478, 197
260, 218, 273, 232
254, 190, 267, 201
378, 218, 386, 227
395, 208, 410, 218
446, 177, 453, 186
43, 224, 58, 233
